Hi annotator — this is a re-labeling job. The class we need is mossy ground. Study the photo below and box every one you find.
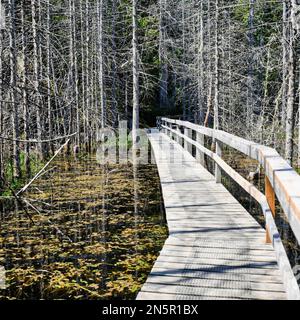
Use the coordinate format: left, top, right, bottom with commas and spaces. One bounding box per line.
0, 154, 168, 300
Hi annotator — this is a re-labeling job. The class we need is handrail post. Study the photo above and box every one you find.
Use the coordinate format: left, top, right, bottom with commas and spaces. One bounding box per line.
184, 127, 192, 154
215, 140, 222, 183
265, 176, 276, 244
162, 119, 166, 134
175, 124, 180, 144
156, 117, 162, 131
166, 121, 170, 137
171, 124, 177, 141
196, 132, 205, 166
178, 126, 184, 147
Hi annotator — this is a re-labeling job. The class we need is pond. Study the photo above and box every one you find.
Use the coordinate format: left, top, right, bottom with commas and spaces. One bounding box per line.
0, 154, 168, 300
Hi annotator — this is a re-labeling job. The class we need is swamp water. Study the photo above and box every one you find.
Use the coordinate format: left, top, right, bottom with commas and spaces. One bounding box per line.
0, 154, 168, 300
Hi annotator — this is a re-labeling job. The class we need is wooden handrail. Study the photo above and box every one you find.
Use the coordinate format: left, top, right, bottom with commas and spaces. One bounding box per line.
162, 118, 300, 244
160, 118, 300, 299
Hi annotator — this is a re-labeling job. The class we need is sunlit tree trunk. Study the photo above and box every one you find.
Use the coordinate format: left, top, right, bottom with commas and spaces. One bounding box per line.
213, 0, 219, 131
197, 1, 204, 124
282, 0, 288, 127
97, 0, 106, 129
80, 0, 86, 146
31, 0, 43, 160
181, 1, 187, 120
159, 0, 168, 109
85, 0, 91, 151
297, 70, 300, 168
285, 17, 295, 165
9, 0, 21, 179
204, 0, 213, 127
21, 1, 31, 178
46, 0, 55, 155
69, 0, 75, 141
0, 0, 3, 180
132, 0, 139, 146
111, 0, 117, 126
246, 0, 256, 130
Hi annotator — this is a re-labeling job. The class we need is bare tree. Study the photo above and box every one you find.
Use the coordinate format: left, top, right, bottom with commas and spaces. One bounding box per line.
132, 0, 139, 146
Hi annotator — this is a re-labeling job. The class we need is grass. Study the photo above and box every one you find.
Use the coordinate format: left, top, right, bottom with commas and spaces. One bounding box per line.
1, 152, 45, 196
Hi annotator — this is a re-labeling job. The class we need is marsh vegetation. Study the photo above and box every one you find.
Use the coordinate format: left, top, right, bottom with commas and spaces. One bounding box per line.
0, 154, 167, 300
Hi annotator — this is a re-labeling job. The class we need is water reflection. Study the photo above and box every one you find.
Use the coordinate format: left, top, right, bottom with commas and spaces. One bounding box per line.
0, 154, 167, 300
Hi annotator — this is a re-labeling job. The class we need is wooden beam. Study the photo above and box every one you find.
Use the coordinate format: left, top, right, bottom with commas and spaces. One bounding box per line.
162, 118, 300, 244
196, 131, 205, 166
184, 128, 193, 154
265, 176, 276, 244
215, 140, 222, 183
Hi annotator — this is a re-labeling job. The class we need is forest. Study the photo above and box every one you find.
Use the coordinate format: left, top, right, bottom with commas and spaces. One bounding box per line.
0, 0, 300, 301
0, 0, 299, 185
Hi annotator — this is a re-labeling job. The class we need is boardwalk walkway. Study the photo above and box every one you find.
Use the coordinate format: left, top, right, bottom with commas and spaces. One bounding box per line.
137, 131, 287, 300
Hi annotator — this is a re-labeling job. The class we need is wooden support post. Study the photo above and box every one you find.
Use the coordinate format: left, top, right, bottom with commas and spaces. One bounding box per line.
174, 125, 179, 143
178, 126, 184, 147
215, 140, 222, 183
184, 128, 193, 154
171, 124, 176, 141
168, 123, 172, 138
265, 176, 276, 244
196, 132, 205, 166
162, 120, 165, 134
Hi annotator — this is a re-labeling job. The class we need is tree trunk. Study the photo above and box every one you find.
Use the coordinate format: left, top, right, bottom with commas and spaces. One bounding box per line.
298, 73, 300, 168
9, 0, 21, 179
85, 0, 90, 151
80, 0, 86, 146
69, 0, 75, 141
247, 0, 256, 129
0, 0, 3, 180
132, 0, 139, 146
159, 0, 168, 109
282, 0, 288, 127
21, 1, 31, 178
72, 1, 80, 146
285, 19, 295, 165
111, 0, 117, 126
97, 0, 106, 129
31, 0, 43, 160
205, 0, 213, 127
213, 0, 219, 131
46, 0, 54, 155
197, 1, 204, 124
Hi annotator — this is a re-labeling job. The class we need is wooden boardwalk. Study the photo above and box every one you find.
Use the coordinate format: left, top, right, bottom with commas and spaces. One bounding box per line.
137, 131, 287, 300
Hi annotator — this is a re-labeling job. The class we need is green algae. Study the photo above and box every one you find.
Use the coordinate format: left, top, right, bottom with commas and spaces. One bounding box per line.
0, 154, 167, 300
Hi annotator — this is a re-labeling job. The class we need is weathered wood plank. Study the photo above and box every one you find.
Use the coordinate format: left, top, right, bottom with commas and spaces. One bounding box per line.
160, 121, 300, 299
140, 283, 287, 300
161, 118, 300, 245
137, 292, 239, 300
160, 249, 279, 262
145, 274, 285, 293
150, 267, 284, 284
137, 132, 293, 300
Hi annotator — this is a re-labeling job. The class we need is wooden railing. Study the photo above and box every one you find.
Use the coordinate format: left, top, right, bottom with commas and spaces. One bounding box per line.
160, 117, 300, 300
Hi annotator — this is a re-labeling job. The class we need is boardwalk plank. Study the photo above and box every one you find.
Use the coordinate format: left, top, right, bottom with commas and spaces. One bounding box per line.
136, 132, 287, 300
